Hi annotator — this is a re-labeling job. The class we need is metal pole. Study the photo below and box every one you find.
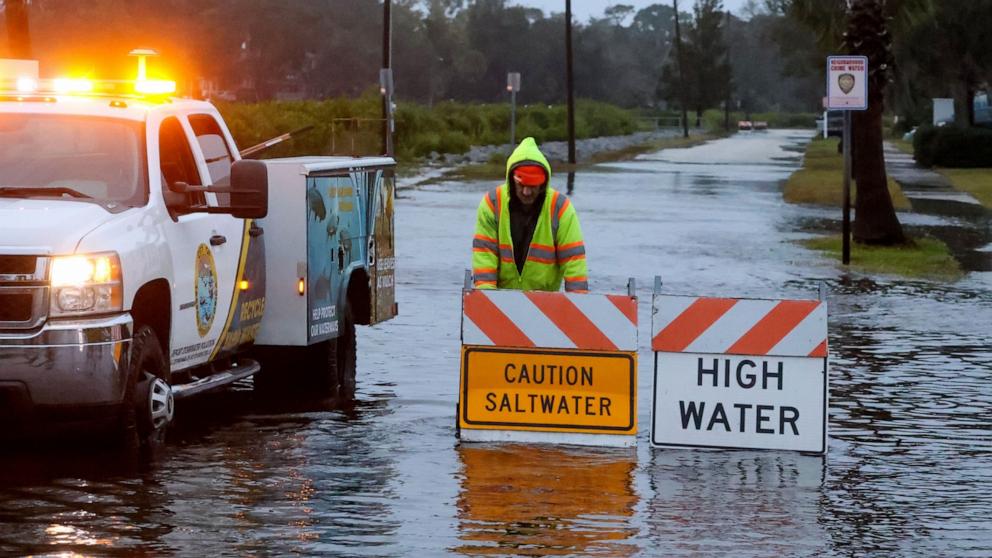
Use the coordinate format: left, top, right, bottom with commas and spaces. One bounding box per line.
382, 0, 392, 157
565, 0, 576, 165
842, 110, 852, 265
724, 9, 731, 132
510, 90, 516, 146
673, 0, 689, 139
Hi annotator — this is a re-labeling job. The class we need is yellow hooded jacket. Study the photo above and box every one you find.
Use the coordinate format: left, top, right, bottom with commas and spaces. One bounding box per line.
471, 137, 588, 292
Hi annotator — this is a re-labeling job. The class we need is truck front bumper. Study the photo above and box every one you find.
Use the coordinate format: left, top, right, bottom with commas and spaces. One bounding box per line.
0, 314, 132, 426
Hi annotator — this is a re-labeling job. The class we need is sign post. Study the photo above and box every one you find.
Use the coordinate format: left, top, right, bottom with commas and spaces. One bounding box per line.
650, 278, 829, 454
826, 55, 868, 265
459, 280, 638, 447
507, 72, 521, 146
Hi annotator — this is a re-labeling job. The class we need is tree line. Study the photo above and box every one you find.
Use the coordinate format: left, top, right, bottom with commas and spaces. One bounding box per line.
5, 0, 820, 114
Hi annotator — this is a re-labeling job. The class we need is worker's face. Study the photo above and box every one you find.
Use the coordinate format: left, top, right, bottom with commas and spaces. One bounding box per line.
514, 178, 543, 207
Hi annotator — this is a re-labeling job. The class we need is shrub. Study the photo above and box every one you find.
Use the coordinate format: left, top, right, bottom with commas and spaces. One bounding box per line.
912, 125, 940, 167
217, 97, 644, 160
913, 125, 992, 168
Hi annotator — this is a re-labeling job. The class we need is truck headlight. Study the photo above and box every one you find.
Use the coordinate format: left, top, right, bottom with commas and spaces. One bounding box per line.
50, 253, 123, 317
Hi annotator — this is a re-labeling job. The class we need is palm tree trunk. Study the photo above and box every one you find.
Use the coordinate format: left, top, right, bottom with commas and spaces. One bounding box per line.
848, 0, 905, 245
852, 104, 904, 244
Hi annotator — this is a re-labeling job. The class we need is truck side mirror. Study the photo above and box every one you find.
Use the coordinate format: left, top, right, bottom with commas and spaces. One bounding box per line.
229, 160, 268, 219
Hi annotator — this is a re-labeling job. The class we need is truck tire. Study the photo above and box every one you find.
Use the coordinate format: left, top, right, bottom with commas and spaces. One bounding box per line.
305, 339, 339, 395
335, 311, 357, 399
118, 325, 173, 451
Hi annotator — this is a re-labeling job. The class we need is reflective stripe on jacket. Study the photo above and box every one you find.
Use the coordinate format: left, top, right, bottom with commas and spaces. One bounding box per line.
471, 137, 588, 292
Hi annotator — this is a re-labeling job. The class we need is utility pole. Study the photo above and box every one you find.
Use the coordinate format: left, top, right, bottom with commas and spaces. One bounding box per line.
381, 0, 393, 157
673, 0, 689, 139
724, 9, 731, 132
5, 0, 32, 59
507, 72, 521, 145
565, 0, 576, 165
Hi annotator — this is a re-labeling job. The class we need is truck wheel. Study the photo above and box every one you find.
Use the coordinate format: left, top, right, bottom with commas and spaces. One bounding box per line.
305, 340, 339, 395
119, 326, 173, 451
335, 311, 357, 399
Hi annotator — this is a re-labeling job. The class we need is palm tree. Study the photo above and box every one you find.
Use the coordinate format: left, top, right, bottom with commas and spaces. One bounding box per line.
784, 0, 932, 245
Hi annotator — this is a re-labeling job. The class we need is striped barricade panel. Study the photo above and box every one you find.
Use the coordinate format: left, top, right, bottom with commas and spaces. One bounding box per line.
651, 295, 827, 358
650, 293, 829, 454
462, 289, 637, 352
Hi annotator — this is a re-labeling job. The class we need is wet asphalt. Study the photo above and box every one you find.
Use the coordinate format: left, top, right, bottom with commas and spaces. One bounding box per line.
1, 130, 990, 556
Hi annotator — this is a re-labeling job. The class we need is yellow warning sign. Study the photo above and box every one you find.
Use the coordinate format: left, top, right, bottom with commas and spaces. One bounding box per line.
459, 346, 637, 434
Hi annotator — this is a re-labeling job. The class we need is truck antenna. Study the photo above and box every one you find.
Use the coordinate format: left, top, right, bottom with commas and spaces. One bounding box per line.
239, 125, 315, 159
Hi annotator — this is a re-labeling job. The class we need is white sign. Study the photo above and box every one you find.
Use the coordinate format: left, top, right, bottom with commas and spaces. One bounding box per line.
826, 55, 868, 111
933, 98, 955, 125
652, 353, 827, 453
507, 72, 521, 93
649, 293, 829, 454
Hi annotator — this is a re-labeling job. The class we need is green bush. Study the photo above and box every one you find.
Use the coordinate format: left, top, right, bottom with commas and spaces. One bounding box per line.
217, 97, 643, 161
912, 125, 940, 167
913, 125, 992, 168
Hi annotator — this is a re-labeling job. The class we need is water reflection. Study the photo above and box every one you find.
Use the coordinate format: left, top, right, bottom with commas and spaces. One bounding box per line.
0, 387, 402, 556
645, 450, 826, 556
454, 444, 637, 556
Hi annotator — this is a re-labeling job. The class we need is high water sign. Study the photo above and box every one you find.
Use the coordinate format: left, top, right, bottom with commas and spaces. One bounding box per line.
459, 286, 638, 447
650, 289, 828, 454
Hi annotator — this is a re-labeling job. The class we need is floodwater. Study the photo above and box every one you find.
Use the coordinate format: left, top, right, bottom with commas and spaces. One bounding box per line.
2, 130, 990, 556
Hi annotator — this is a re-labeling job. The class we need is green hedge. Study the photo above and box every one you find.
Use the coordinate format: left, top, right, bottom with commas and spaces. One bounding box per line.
216, 96, 638, 161
913, 125, 992, 168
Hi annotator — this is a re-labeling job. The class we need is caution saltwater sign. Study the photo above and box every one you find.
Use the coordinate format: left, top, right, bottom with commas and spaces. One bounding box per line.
460, 346, 636, 434
458, 287, 639, 446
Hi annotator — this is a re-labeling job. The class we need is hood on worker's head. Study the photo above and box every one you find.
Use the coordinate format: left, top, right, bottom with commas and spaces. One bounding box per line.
504, 137, 552, 190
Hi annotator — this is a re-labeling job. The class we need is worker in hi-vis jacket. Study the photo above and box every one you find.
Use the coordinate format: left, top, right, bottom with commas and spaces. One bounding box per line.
471, 137, 588, 293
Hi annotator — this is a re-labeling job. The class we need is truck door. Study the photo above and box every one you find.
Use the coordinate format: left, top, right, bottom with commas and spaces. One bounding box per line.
156, 116, 243, 370
367, 169, 396, 323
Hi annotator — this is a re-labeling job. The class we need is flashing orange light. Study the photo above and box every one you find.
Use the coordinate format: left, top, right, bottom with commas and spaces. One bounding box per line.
135, 79, 175, 95
239, 280, 249, 291
53, 78, 93, 94
16, 77, 37, 93
297, 278, 306, 296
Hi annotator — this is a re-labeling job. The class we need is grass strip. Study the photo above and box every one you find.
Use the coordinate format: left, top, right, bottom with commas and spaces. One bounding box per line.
890, 138, 914, 155
937, 168, 992, 209
801, 235, 962, 280
784, 138, 911, 210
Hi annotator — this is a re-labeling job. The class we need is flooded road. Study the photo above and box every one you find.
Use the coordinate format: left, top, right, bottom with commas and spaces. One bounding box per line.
2, 130, 990, 556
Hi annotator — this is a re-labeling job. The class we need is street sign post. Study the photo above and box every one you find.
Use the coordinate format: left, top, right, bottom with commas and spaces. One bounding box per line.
826, 55, 869, 265
650, 279, 829, 454
459, 279, 639, 447
507, 72, 521, 146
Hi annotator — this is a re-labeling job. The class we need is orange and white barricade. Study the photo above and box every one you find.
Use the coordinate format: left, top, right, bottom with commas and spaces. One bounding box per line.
650, 277, 829, 454
458, 274, 638, 447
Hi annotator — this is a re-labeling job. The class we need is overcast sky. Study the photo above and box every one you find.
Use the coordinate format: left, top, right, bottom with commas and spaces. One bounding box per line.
509, 0, 754, 22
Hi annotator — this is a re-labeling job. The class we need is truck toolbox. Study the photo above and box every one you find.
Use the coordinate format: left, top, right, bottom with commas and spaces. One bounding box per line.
255, 157, 397, 347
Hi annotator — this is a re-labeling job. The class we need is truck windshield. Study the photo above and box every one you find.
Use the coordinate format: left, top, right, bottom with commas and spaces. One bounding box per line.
0, 114, 147, 208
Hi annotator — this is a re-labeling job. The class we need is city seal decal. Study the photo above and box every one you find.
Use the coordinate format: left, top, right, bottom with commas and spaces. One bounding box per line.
838, 73, 856, 95
195, 243, 218, 337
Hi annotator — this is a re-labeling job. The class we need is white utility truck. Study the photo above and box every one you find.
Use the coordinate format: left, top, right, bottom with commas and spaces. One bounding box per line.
0, 56, 396, 448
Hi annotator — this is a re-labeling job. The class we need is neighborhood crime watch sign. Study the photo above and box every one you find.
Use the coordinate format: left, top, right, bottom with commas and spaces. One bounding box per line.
459, 288, 638, 446
650, 294, 828, 454
827, 55, 868, 110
